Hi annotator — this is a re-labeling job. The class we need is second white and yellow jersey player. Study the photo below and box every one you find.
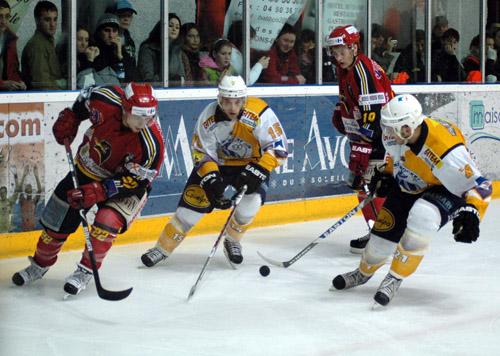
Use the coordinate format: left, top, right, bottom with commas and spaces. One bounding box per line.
332, 94, 492, 307
141, 75, 288, 267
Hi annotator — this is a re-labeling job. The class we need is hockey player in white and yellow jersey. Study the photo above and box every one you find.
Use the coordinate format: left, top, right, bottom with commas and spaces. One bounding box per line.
332, 94, 492, 306
141, 75, 288, 267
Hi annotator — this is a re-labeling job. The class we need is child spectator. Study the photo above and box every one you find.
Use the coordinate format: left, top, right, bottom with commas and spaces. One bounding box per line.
199, 38, 235, 85
260, 24, 305, 85
179, 23, 205, 85
0, 0, 26, 91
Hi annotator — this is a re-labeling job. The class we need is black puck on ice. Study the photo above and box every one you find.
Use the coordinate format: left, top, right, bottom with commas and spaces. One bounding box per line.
259, 265, 270, 277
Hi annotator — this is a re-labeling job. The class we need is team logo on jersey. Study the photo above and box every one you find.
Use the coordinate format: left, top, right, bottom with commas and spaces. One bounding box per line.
460, 164, 474, 178
240, 110, 259, 128
218, 137, 252, 159
372, 208, 395, 232
94, 139, 112, 164
422, 147, 443, 168
183, 185, 210, 208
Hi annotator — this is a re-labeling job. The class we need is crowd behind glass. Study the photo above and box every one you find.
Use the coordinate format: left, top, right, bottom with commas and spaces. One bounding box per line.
1, 0, 499, 92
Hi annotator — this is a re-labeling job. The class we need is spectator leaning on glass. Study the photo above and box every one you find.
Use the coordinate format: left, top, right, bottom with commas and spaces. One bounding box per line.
260, 23, 306, 85
0, 0, 26, 91
21, 0, 66, 90
326, 24, 394, 254
200, 38, 236, 85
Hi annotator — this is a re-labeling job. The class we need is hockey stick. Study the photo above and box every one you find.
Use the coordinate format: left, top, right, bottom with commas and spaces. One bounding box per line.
187, 185, 247, 301
64, 139, 133, 301
257, 188, 376, 268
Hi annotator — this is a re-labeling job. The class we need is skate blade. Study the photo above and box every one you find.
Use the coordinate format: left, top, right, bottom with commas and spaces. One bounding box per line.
371, 301, 385, 311
63, 293, 74, 301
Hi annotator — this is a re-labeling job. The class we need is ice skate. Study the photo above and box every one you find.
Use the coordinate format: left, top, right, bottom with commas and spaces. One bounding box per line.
349, 233, 370, 254
223, 236, 243, 264
331, 268, 371, 290
141, 247, 168, 267
12, 256, 49, 286
373, 273, 402, 306
63, 264, 93, 295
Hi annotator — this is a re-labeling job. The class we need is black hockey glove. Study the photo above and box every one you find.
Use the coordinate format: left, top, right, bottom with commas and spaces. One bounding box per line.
368, 170, 397, 198
200, 171, 231, 210
452, 204, 480, 243
233, 163, 270, 194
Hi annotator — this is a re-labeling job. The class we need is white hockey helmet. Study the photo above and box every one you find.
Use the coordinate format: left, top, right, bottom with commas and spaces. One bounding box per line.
381, 94, 426, 140
218, 75, 247, 99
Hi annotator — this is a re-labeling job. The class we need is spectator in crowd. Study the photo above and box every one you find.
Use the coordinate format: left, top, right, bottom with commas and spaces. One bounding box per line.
371, 23, 396, 73
92, 13, 130, 85
0, 165, 28, 233
462, 35, 498, 83
260, 24, 305, 85
393, 29, 426, 83
297, 29, 315, 84
179, 22, 205, 85
322, 47, 337, 83
199, 38, 236, 85
0, 0, 26, 91
431, 28, 466, 82
168, 13, 187, 86
19, 164, 42, 232
431, 15, 448, 52
493, 28, 500, 79
76, 26, 99, 73
138, 21, 161, 85
112, 0, 138, 81
227, 20, 269, 85
21, 1, 66, 90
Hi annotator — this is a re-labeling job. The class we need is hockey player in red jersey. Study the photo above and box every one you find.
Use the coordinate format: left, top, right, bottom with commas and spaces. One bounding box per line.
331, 94, 492, 306
327, 24, 395, 253
12, 83, 164, 296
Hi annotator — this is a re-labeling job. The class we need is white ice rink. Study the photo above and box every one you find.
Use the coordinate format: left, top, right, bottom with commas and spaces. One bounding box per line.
1, 200, 499, 356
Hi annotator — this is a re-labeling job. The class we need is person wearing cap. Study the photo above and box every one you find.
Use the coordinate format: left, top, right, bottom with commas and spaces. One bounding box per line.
140, 75, 289, 268
21, 1, 66, 90
331, 94, 492, 307
325, 24, 394, 254
12, 82, 164, 297
112, 0, 138, 79
92, 13, 136, 83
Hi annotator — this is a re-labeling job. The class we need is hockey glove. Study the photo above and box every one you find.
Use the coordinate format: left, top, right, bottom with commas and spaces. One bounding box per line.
200, 171, 231, 210
331, 104, 346, 135
233, 163, 270, 194
67, 182, 108, 209
348, 142, 372, 177
53, 108, 81, 145
452, 204, 480, 243
369, 170, 396, 198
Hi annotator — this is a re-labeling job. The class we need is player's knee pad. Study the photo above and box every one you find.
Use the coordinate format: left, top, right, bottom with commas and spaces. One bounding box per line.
175, 207, 204, 232
157, 214, 191, 254
34, 229, 69, 267
406, 199, 441, 238
40, 193, 73, 233
234, 193, 262, 225
390, 243, 425, 279
359, 234, 397, 276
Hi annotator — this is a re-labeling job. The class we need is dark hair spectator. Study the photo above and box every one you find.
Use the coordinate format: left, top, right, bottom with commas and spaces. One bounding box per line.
227, 20, 269, 85
138, 21, 161, 85
371, 23, 397, 73
260, 23, 305, 85
76, 26, 99, 73
21, 0, 66, 89
463, 34, 498, 82
432, 15, 449, 52
168, 13, 186, 86
431, 28, 465, 82
199, 38, 235, 85
179, 22, 205, 85
393, 29, 425, 83
297, 29, 316, 84
0, 0, 26, 90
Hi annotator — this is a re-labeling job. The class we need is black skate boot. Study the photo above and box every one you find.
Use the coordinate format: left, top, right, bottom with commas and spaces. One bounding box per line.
141, 247, 168, 267
350, 233, 370, 254
223, 237, 243, 264
331, 268, 371, 290
373, 273, 402, 306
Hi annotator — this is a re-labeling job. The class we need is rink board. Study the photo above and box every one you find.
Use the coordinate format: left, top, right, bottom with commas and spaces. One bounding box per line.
1, 85, 499, 258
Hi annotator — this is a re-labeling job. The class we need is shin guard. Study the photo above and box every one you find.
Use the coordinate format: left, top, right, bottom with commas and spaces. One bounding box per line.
33, 230, 69, 267
225, 216, 251, 242
80, 208, 124, 270
389, 244, 424, 279
156, 216, 187, 254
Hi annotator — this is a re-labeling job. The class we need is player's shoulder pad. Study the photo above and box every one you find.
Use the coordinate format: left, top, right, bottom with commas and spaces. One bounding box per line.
89, 85, 123, 109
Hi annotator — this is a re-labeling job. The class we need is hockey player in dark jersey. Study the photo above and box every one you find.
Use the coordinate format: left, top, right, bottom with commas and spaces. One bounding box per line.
326, 24, 395, 253
12, 83, 164, 296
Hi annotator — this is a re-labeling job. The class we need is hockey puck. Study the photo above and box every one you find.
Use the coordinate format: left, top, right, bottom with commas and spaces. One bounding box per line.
259, 265, 270, 277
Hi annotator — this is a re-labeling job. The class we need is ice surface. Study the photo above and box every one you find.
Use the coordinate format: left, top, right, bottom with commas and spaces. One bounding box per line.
1, 201, 499, 356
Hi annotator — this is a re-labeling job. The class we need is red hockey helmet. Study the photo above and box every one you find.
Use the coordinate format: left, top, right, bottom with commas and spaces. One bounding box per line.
326, 25, 360, 47
122, 82, 158, 117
